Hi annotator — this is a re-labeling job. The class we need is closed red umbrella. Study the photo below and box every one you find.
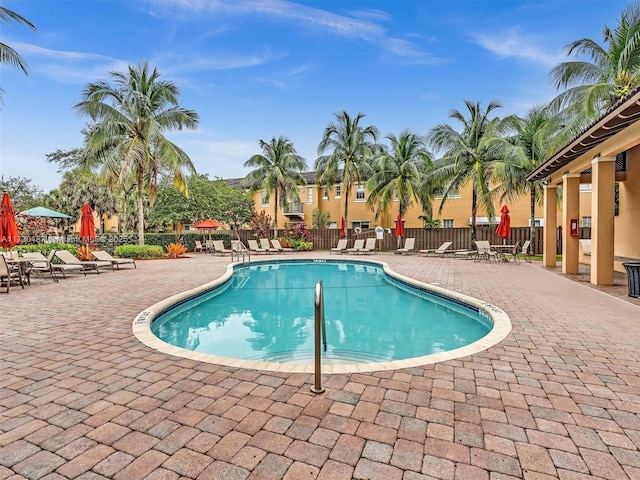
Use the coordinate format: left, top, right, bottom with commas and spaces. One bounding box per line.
495, 205, 511, 243
340, 216, 346, 238
80, 203, 96, 244
0, 192, 19, 249
394, 213, 405, 248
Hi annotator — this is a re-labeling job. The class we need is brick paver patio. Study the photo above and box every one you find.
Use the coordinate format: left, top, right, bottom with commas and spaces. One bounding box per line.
2, 252, 640, 479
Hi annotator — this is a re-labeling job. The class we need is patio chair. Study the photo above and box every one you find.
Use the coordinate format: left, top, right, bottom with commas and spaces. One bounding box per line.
474, 241, 500, 263
212, 240, 233, 256
247, 239, 267, 254
20, 252, 59, 282
259, 238, 279, 254
0, 255, 24, 292
419, 241, 453, 257
271, 239, 293, 253
330, 238, 348, 254
91, 250, 136, 269
521, 240, 533, 262
204, 240, 215, 253
501, 241, 521, 264
194, 240, 205, 253
346, 239, 365, 254
54, 249, 113, 274
396, 237, 416, 254
360, 237, 377, 255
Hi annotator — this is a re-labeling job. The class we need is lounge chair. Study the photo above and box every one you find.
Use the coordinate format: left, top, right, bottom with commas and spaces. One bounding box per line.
247, 239, 267, 254
212, 240, 233, 256
259, 238, 279, 254
55, 249, 112, 274
420, 241, 453, 257
396, 237, 416, 254
91, 250, 136, 269
360, 237, 377, 255
204, 240, 215, 253
271, 239, 293, 253
194, 240, 205, 253
20, 252, 59, 282
24, 251, 86, 277
330, 239, 348, 254
346, 239, 365, 253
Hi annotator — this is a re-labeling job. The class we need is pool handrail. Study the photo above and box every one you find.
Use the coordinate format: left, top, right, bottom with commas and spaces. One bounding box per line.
311, 279, 326, 394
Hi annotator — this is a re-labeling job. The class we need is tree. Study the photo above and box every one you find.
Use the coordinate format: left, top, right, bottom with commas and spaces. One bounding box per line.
366, 130, 432, 221
221, 186, 255, 235
493, 106, 561, 247
549, 1, 640, 122
426, 100, 519, 243
73, 62, 199, 244
312, 208, 331, 229
315, 111, 379, 231
0, 175, 43, 211
0, 7, 36, 104
243, 136, 307, 238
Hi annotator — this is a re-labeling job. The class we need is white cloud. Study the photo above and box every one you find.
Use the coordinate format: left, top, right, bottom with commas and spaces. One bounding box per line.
472, 28, 564, 68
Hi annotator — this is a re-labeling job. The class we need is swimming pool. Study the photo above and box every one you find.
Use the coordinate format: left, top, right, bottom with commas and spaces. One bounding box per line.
133, 259, 512, 373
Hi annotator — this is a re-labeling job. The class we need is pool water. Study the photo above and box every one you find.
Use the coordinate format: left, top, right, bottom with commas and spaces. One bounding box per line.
151, 260, 492, 364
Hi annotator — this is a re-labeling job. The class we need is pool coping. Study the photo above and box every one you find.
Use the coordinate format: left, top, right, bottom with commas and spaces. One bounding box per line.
132, 258, 512, 373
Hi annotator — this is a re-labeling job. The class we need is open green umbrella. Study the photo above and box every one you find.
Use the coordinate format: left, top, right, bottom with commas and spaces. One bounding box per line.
20, 206, 73, 219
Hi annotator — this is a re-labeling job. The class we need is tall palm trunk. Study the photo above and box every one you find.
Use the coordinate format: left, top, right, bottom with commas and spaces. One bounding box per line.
343, 185, 351, 237
529, 189, 536, 253
470, 188, 478, 243
137, 173, 145, 245
273, 185, 279, 239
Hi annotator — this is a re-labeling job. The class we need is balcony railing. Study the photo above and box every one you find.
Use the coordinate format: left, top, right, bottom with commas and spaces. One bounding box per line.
283, 203, 304, 218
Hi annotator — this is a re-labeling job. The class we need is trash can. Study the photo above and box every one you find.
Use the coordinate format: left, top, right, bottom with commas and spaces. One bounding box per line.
623, 262, 640, 298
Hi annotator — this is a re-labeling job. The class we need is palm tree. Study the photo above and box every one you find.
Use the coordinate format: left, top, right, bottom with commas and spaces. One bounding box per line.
549, 1, 640, 121
426, 100, 519, 243
315, 111, 379, 231
74, 62, 199, 244
366, 130, 432, 221
0, 7, 36, 104
493, 106, 561, 248
244, 136, 308, 238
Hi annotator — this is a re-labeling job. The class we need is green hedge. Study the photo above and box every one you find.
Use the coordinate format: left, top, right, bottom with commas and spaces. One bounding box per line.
114, 244, 165, 258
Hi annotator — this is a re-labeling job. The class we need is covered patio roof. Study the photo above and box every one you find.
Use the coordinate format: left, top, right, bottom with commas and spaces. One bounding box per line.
527, 86, 640, 181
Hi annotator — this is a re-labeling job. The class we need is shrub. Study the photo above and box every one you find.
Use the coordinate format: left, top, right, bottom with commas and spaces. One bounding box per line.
77, 245, 94, 261
114, 244, 164, 258
288, 222, 313, 241
290, 239, 313, 251
166, 242, 186, 258
250, 210, 273, 239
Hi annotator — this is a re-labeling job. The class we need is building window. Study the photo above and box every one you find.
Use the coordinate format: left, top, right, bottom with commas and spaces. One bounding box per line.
351, 221, 370, 230
355, 183, 366, 201
261, 191, 269, 206
307, 188, 313, 204
582, 216, 592, 228
335, 185, 341, 198
580, 183, 592, 192
442, 219, 454, 228
322, 188, 328, 199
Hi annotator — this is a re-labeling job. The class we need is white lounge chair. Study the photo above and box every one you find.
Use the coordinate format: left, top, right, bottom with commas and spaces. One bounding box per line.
396, 237, 416, 254
212, 240, 233, 256
247, 239, 267, 254
194, 240, 205, 253
346, 239, 365, 254
330, 239, 348, 254
360, 237, 377, 255
20, 252, 60, 282
420, 241, 452, 256
259, 238, 279, 253
271, 239, 293, 253
55, 249, 113, 273
91, 250, 136, 269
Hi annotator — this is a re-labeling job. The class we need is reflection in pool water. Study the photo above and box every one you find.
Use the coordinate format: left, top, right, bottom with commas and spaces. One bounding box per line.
151, 261, 492, 365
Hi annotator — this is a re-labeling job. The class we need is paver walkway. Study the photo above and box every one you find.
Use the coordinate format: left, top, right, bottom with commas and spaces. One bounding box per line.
1, 252, 640, 480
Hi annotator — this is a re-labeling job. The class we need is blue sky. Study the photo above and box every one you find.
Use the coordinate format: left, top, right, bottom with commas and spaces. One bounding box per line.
1, 0, 629, 192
